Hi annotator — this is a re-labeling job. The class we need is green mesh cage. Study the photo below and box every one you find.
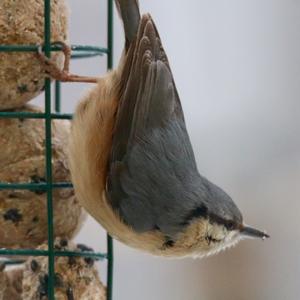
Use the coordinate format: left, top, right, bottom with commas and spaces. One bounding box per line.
0, 1, 114, 299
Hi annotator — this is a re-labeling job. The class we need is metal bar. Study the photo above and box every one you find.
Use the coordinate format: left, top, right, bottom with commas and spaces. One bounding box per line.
0, 249, 48, 256
106, 1, 114, 300
44, 1, 55, 299
71, 52, 104, 59
0, 182, 73, 190
0, 249, 107, 259
0, 112, 73, 119
107, 0, 114, 69
55, 81, 61, 112
52, 251, 107, 259
70, 45, 108, 55
70, 45, 108, 53
0, 44, 108, 55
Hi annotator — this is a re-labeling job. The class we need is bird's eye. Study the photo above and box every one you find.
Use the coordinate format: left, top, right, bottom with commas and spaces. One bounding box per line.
226, 221, 235, 230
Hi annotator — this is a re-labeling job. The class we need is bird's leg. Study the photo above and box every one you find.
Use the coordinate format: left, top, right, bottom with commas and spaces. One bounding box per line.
37, 42, 99, 83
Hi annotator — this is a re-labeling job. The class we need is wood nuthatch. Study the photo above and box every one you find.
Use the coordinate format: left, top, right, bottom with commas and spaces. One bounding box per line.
41, 0, 269, 258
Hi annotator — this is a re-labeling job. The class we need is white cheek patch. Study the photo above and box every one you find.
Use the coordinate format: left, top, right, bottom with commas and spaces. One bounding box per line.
207, 223, 226, 239
209, 230, 241, 256
192, 229, 242, 259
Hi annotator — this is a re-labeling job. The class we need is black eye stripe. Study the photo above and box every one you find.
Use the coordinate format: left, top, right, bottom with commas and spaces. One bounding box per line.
180, 205, 208, 226
225, 221, 236, 230
205, 234, 222, 245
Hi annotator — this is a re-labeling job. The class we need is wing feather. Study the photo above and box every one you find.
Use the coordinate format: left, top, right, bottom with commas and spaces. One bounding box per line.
107, 15, 198, 237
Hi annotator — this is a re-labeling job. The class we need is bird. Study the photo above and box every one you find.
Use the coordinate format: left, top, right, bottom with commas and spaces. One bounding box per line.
41, 0, 269, 258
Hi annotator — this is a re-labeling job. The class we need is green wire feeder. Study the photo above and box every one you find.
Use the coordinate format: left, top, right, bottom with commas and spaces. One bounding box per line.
0, 1, 114, 299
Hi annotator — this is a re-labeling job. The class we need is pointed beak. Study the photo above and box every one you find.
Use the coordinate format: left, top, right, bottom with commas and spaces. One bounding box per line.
240, 225, 270, 240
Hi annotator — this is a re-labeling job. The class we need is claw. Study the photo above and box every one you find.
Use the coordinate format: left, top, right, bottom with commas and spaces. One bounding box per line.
36, 42, 99, 83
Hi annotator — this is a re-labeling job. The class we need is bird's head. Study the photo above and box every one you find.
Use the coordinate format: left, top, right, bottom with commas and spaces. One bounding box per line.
175, 177, 269, 258
195, 217, 270, 258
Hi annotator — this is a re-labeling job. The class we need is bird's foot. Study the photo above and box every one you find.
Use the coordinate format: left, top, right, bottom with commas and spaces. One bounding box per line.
36, 42, 99, 83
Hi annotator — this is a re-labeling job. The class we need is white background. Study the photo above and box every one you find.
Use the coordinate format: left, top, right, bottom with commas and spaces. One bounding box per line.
35, 1, 300, 299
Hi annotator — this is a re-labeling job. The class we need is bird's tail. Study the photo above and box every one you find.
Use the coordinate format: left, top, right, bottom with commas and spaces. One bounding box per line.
115, 0, 141, 49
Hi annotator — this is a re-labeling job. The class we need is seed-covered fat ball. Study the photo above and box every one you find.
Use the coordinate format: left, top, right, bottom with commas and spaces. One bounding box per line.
0, 105, 86, 248
23, 239, 106, 300
0, 264, 23, 300
0, 239, 106, 300
0, 0, 68, 109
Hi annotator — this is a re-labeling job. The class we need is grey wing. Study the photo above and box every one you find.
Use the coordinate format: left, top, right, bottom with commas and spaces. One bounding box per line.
107, 15, 201, 238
